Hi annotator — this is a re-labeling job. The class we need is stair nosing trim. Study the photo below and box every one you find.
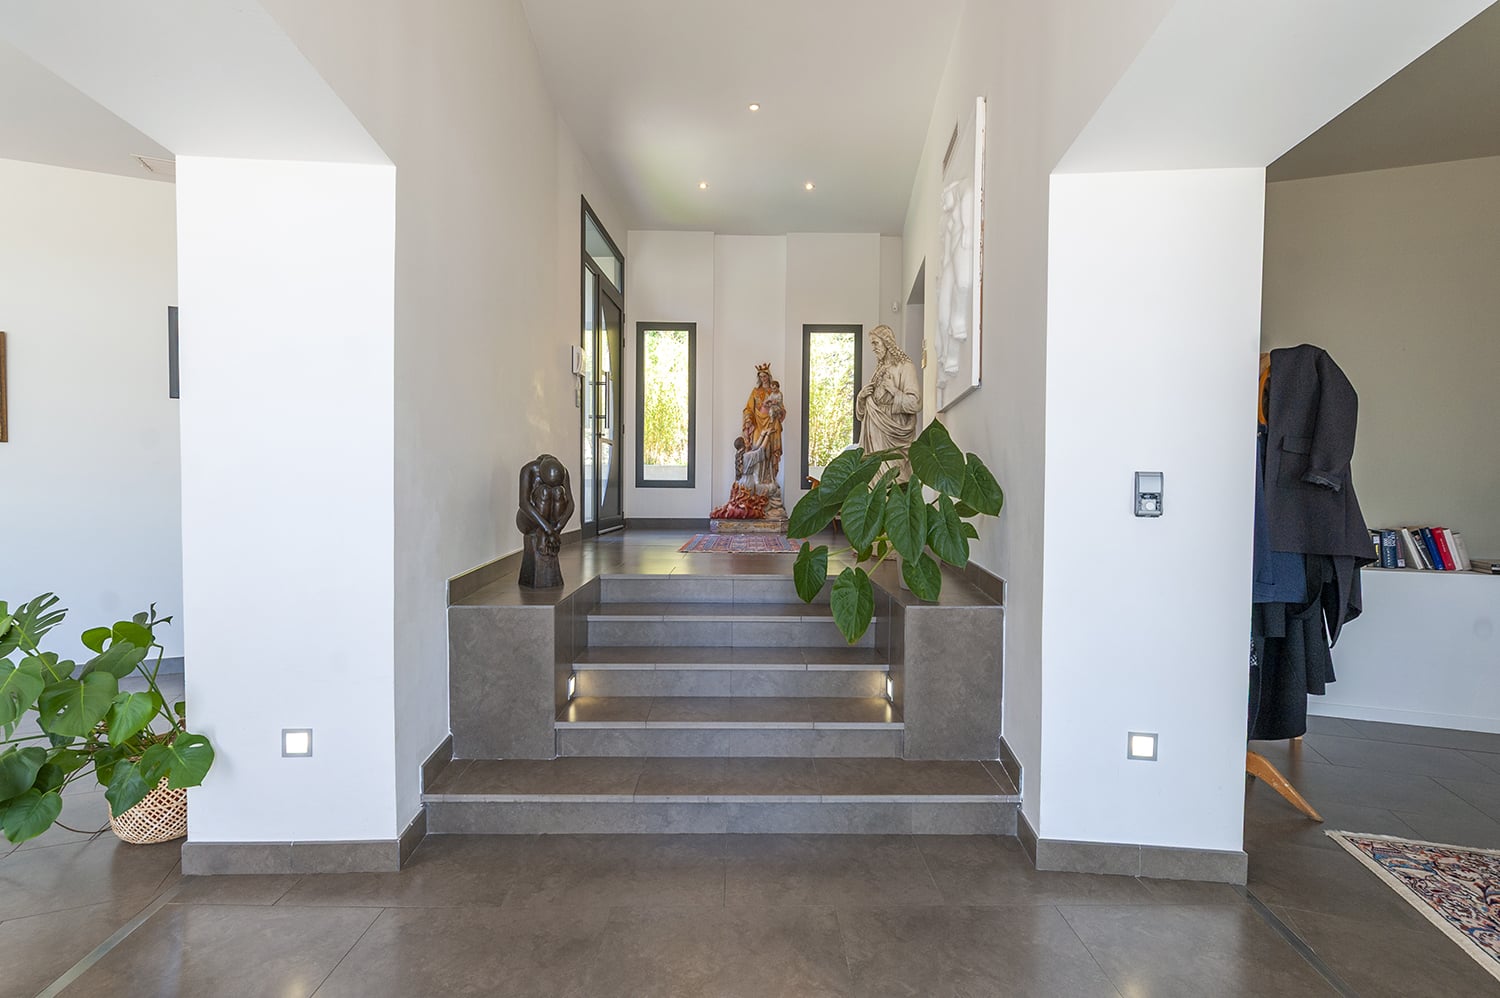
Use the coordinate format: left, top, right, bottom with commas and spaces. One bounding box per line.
555, 720, 905, 731
423, 792, 1021, 805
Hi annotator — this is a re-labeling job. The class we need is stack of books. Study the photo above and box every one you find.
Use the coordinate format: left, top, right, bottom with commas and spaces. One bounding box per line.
1367, 527, 1494, 572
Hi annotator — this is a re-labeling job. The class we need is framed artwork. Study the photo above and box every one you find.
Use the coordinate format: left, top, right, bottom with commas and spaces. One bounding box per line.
935, 95, 986, 412
0, 331, 7, 443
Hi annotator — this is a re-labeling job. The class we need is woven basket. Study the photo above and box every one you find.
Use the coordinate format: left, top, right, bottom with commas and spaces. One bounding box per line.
110, 778, 188, 845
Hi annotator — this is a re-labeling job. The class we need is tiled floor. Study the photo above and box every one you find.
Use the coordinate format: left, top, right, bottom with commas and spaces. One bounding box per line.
4, 714, 1499, 995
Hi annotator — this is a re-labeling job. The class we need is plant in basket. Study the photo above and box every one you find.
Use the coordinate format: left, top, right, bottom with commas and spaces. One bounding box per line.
0, 594, 214, 844
787, 420, 1003, 644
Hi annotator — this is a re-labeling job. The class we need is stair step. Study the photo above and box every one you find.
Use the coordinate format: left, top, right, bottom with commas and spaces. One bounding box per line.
587, 603, 871, 648
423, 757, 1018, 834
574, 668, 886, 699
573, 646, 887, 671
557, 696, 900, 728
588, 602, 844, 622
599, 575, 827, 605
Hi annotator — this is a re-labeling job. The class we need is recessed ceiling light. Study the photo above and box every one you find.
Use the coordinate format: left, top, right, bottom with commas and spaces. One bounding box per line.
748, 102, 761, 112
804, 181, 816, 191
698, 181, 709, 190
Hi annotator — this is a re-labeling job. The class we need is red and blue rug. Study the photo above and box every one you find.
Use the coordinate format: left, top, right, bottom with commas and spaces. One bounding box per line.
1328, 830, 1500, 982
679, 533, 799, 554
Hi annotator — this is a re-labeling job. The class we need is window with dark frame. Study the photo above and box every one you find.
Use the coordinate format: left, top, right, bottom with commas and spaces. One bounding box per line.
636, 322, 696, 488
800, 323, 863, 489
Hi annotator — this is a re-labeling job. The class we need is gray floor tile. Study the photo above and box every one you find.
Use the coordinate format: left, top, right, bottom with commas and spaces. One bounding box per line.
439, 757, 645, 796
1435, 774, 1500, 823
558, 696, 653, 723
501, 834, 725, 909
1390, 803, 1500, 848
647, 696, 812, 724
1137, 877, 1248, 905
1248, 736, 1331, 768
634, 756, 728, 799
1343, 718, 1500, 754
1304, 715, 1363, 737
980, 758, 1021, 795
57, 903, 377, 998
273, 834, 523, 907
721, 756, 821, 796
808, 697, 902, 724
1243, 780, 1416, 851
579, 905, 853, 997
839, 904, 1120, 998
170, 874, 304, 905
1305, 732, 1500, 784
915, 834, 1155, 906
14, 791, 113, 851
814, 758, 1007, 797
0, 835, 181, 921
1060, 904, 1337, 997
1270, 760, 1474, 814
0, 899, 155, 998
1245, 839, 1436, 931
312, 904, 612, 998
723, 834, 941, 906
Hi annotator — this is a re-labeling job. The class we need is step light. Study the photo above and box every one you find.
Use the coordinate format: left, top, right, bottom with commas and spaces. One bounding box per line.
1127, 731, 1158, 761
884, 676, 894, 702
282, 728, 313, 757
567, 672, 578, 701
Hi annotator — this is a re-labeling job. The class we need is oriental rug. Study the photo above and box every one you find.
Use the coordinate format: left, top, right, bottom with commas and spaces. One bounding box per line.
679, 533, 799, 554
1327, 830, 1500, 982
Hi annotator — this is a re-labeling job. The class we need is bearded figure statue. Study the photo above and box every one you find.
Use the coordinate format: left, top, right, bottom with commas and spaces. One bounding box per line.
856, 325, 921, 481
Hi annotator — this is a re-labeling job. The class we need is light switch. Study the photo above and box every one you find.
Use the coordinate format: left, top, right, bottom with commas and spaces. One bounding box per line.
1135, 472, 1163, 517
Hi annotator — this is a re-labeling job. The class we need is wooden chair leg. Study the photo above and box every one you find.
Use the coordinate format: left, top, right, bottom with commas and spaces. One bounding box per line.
1246, 750, 1323, 822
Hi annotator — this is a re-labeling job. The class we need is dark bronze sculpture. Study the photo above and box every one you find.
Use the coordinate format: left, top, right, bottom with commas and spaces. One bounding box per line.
516, 454, 575, 588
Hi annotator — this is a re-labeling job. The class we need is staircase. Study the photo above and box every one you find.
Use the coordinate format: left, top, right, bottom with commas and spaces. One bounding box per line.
431, 571, 1017, 835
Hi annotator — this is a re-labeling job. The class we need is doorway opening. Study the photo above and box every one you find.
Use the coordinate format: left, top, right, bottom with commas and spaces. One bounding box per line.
580, 197, 625, 535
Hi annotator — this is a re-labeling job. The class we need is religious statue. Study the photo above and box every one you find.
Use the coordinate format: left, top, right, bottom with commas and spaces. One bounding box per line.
516, 453, 574, 588
856, 325, 922, 480
710, 363, 788, 524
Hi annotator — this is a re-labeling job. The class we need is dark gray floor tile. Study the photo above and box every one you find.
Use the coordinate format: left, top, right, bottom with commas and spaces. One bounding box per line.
915, 834, 1155, 906
1435, 775, 1500, 823
273, 834, 523, 907
1137, 877, 1248, 905
0, 835, 181, 921
1246, 839, 1435, 931
1061, 904, 1337, 997
312, 904, 612, 998
1271, 760, 1473, 814
1243, 781, 1415, 852
814, 758, 1006, 798
579, 905, 853, 997
0, 899, 154, 998
808, 697, 901, 724
724, 834, 941, 906
1272, 903, 1500, 998
558, 696, 653, 723
1304, 715, 1362, 737
634, 756, 728, 799
1390, 805, 1500, 849
57, 903, 376, 998
15, 792, 112, 851
1248, 737, 1330, 768
1344, 718, 1500, 754
1464, 749, 1500, 776
720, 756, 820, 796
1305, 733, 1500, 784
171, 874, 303, 905
501, 834, 725, 909
980, 759, 1020, 795
839, 904, 1120, 998
440, 757, 645, 796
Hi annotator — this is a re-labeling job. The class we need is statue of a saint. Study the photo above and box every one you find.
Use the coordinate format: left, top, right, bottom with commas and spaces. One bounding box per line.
742, 364, 785, 487
856, 325, 922, 480
515, 454, 574, 588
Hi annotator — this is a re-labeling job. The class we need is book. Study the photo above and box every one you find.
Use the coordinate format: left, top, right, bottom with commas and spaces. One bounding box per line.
1369, 530, 1382, 560
1450, 531, 1471, 571
1400, 528, 1430, 570
1380, 529, 1400, 569
1420, 528, 1446, 570
1432, 528, 1457, 571
1471, 558, 1500, 574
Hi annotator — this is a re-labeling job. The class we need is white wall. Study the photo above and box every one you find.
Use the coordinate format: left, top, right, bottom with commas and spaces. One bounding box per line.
1263, 156, 1500, 556
714, 236, 788, 512
1042, 168, 1265, 850
624, 230, 716, 518
177, 157, 397, 842
0, 158, 181, 659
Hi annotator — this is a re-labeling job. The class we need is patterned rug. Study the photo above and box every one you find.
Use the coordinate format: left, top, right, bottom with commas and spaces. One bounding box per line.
679, 533, 799, 554
1328, 830, 1500, 982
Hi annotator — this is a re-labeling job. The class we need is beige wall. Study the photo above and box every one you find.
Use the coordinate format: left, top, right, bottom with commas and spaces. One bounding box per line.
1263, 155, 1500, 556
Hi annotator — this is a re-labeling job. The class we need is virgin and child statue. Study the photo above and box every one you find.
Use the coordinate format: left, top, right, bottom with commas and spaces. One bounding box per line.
711, 363, 788, 522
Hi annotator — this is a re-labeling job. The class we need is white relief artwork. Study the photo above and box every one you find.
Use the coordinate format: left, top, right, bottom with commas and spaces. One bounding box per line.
935, 96, 985, 412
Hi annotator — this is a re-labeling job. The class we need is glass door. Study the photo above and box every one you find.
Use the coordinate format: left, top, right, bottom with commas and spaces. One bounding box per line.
595, 296, 624, 531
580, 198, 625, 534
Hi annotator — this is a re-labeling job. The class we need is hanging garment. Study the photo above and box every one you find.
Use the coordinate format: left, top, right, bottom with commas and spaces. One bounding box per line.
1253, 425, 1306, 604
1250, 556, 1354, 740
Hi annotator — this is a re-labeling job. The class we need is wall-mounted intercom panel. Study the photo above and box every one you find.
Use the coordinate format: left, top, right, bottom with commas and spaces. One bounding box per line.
1134, 472, 1163, 517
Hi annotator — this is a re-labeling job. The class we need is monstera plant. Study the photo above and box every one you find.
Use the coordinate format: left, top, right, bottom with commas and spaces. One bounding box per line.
788, 420, 1003, 643
0, 594, 214, 843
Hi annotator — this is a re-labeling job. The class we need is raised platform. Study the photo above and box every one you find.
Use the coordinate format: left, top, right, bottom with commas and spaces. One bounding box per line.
709, 516, 789, 534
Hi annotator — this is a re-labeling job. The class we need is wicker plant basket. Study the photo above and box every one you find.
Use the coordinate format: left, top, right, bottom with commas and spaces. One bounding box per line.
110, 779, 188, 845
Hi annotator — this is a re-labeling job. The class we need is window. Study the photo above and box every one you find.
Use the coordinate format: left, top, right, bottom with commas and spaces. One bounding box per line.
801, 324, 863, 488
636, 322, 696, 488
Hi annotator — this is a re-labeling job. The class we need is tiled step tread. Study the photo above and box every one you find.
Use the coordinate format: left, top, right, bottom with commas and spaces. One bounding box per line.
557, 696, 901, 728
573, 646, 887, 671
588, 602, 848, 622
424, 756, 1017, 802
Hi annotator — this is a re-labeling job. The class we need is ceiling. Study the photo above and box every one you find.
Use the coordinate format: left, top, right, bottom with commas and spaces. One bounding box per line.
521, 0, 963, 235
0, 37, 172, 182
1269, 2, 1500, 181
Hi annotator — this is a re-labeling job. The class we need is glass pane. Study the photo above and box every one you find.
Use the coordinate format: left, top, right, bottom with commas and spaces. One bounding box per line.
640, 328, 692, 483
806, 331, 858, 478
581, 270, 596, 523
598, 298, 623, 521
584, 211, 622, 293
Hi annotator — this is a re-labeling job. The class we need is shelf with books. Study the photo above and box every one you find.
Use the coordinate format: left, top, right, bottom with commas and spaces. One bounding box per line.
1366, 525, 1495, 573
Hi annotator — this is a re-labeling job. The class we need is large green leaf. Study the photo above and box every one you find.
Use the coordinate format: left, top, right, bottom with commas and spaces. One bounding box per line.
901, 552, 943, 602
112, 620, 155, 650
35, 749, 90, 794
105, 759, 155, 817
12, 595, 66, 647
0, 746, 47, 800
927, 494, 970, 567
787, 489, 837, 539
960, 453, 1005, 516
0, 659, 45, 729
0, 789, 62, 843
816, 448, 868, 502
36, 672, 119, 738
0, 612, 18, 658
108, 690, 162, 744
793, 543, 829, 603
81, 627, 111, 654
829, 567, 876, 644
840, 483, 886, 552
140, 733, 215, 790
81, 641, 148, 680
20, 652, 73, 684
885, 484, 929, 563
908, 420, 966, 496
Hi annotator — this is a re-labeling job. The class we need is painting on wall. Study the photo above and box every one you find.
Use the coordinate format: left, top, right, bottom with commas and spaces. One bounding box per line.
0, 331, 8, 443
934, 96, 986, 412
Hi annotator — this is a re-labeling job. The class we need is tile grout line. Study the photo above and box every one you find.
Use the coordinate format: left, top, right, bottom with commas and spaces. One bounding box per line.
1051, 904, 1128, 998
34, 882, 182, 998
306, 905, 385, 998
1235, 885, 1359, 997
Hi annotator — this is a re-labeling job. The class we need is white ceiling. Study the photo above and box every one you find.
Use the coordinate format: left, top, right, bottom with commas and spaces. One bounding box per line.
1269, 2, 1500, 181
0, 37, 172, 182
521, 0, 963, 235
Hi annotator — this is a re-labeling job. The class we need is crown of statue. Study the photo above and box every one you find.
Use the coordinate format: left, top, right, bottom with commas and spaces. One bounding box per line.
755, 363, 772, 374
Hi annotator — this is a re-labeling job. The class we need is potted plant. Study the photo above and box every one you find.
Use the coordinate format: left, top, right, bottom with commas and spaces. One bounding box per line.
0, 594, 214, 845
787, 420, 1003, 643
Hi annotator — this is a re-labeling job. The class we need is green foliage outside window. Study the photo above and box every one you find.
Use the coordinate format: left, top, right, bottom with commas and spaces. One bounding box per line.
641, 329, 690, 474
806, 332, 856, 471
